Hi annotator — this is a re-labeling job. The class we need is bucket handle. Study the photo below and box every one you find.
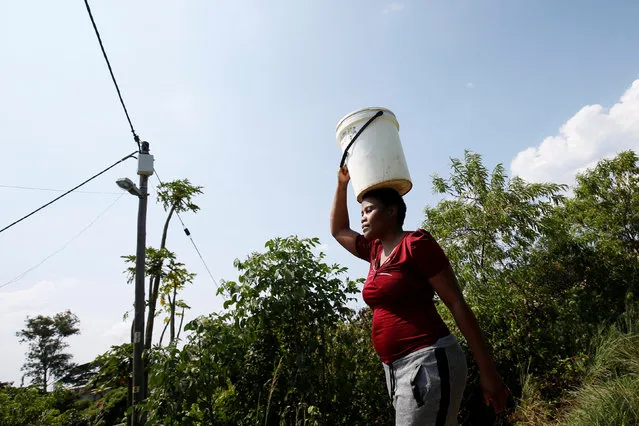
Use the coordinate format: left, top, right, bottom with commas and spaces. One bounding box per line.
339, 110, 384, 169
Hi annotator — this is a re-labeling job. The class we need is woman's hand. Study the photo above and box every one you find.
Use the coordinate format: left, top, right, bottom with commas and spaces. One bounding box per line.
337, 166, 350, 186
480, 367, 509, 413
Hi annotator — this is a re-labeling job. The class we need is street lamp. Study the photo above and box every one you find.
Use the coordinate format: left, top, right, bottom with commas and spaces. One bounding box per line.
116, 178, 142, 197
116, 141, 154, 426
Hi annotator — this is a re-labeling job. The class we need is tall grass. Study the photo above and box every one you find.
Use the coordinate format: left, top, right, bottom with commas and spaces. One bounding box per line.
512, 370, 556, 426
562, 313, 639, 426
513, 308, 639, 425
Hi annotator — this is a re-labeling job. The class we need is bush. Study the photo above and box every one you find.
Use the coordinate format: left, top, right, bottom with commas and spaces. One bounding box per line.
0, 386, 60, 425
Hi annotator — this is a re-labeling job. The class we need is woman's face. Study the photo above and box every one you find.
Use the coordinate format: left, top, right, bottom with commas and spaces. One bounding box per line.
361, 196, 395, 240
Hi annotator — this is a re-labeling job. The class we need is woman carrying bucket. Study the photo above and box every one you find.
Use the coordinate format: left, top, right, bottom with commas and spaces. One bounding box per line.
330, 108, 508, 425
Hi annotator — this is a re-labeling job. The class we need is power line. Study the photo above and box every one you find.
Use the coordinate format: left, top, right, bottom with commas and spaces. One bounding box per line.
82, 0, 217, 288
153, 170, 218, 287
0, 184, 121, 194
83, 0, 140, 151
0, 151, 137, 235
176, 211, 219, 287
0, 193, 125, 289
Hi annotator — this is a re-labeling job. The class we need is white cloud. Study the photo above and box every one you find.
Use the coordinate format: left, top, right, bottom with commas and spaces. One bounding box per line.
0, 280, 76, 318
511, 79, 639, 184
466, 82, 475, 89
103, 320, 131, 343
384, 2, 405, 13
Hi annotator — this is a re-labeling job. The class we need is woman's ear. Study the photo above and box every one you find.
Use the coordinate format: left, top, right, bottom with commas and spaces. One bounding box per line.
387, 205, 398, 221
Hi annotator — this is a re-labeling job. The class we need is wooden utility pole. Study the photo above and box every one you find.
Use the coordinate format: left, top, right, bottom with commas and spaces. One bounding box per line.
132, 141, 153, 425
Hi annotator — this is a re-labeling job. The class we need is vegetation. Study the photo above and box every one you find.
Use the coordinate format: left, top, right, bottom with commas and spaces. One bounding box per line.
3, 152, 638, 425
122, 178, 203, 349
563, 314, 639, 426
16, 310, 80, 393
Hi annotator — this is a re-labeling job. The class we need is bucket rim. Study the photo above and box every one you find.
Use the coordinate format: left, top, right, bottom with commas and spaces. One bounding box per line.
335, 107, 398, 133
355, 179, 413, 203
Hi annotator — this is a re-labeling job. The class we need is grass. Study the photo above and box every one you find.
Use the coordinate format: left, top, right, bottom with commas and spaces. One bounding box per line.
563, 375, 639, 426
562, 326, 639, 426
512, 371, 556, 426
513, 312, 639, 426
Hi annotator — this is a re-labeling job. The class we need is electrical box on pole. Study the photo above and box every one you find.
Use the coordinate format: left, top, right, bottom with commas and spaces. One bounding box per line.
138, 154, 154, 176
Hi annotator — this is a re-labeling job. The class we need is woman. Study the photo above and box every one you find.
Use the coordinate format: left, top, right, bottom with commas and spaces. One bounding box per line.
330, 166, 508, 425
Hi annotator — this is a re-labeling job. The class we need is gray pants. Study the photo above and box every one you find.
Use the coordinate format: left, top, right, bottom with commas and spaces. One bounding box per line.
383, 336, 467, 426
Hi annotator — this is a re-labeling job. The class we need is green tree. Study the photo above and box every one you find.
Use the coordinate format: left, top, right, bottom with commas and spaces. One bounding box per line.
122, 179, 203, 349
120, 178, 204, 420
89, 343, 132, 391
422, 152, 566, 422
123, 248, 195, 346
323, 307, 393, 425
158, 257, 195, 345
422, 150, 639, 424
145, 179, 202, 349
563, 150, 639, 319
569, 150, 639, 256
423, 150, 565, 290
143, 315, 246, 425
143, 236, 374, 425
70, 344, 133, 426
16, 310, 80, 393
218, 236, 358, 424
57, 362, 98, 389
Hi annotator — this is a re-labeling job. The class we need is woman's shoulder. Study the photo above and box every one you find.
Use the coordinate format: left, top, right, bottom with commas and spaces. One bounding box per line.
404, 229, 442, 253
404, 230, 449, 273
405, 229, 437, 243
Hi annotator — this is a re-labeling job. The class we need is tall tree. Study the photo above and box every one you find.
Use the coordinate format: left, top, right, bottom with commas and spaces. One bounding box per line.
145, 179, 202, 350
422, 152, 566, 423
561, 150, 639, 321
16, 310, 80, 393
121, 179, 202, 349
568, 150, 639, 256
423, 150, 566, 290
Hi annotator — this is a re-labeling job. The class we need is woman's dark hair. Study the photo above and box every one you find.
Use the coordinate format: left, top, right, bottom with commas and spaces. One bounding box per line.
362, 188, 407, 227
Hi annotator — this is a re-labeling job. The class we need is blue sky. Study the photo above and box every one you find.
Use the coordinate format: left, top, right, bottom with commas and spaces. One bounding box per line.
1, 0, 639, 385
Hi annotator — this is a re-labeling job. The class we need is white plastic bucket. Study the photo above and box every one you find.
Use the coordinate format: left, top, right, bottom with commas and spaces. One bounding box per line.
335, 107, 412, 202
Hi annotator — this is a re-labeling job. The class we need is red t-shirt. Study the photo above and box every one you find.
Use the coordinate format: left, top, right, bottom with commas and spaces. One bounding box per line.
356, 229, 451, 363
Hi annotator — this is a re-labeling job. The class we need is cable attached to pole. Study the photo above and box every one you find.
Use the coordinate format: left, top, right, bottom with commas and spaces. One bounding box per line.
0, 151, 137, 235
83, 0, 140, 151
